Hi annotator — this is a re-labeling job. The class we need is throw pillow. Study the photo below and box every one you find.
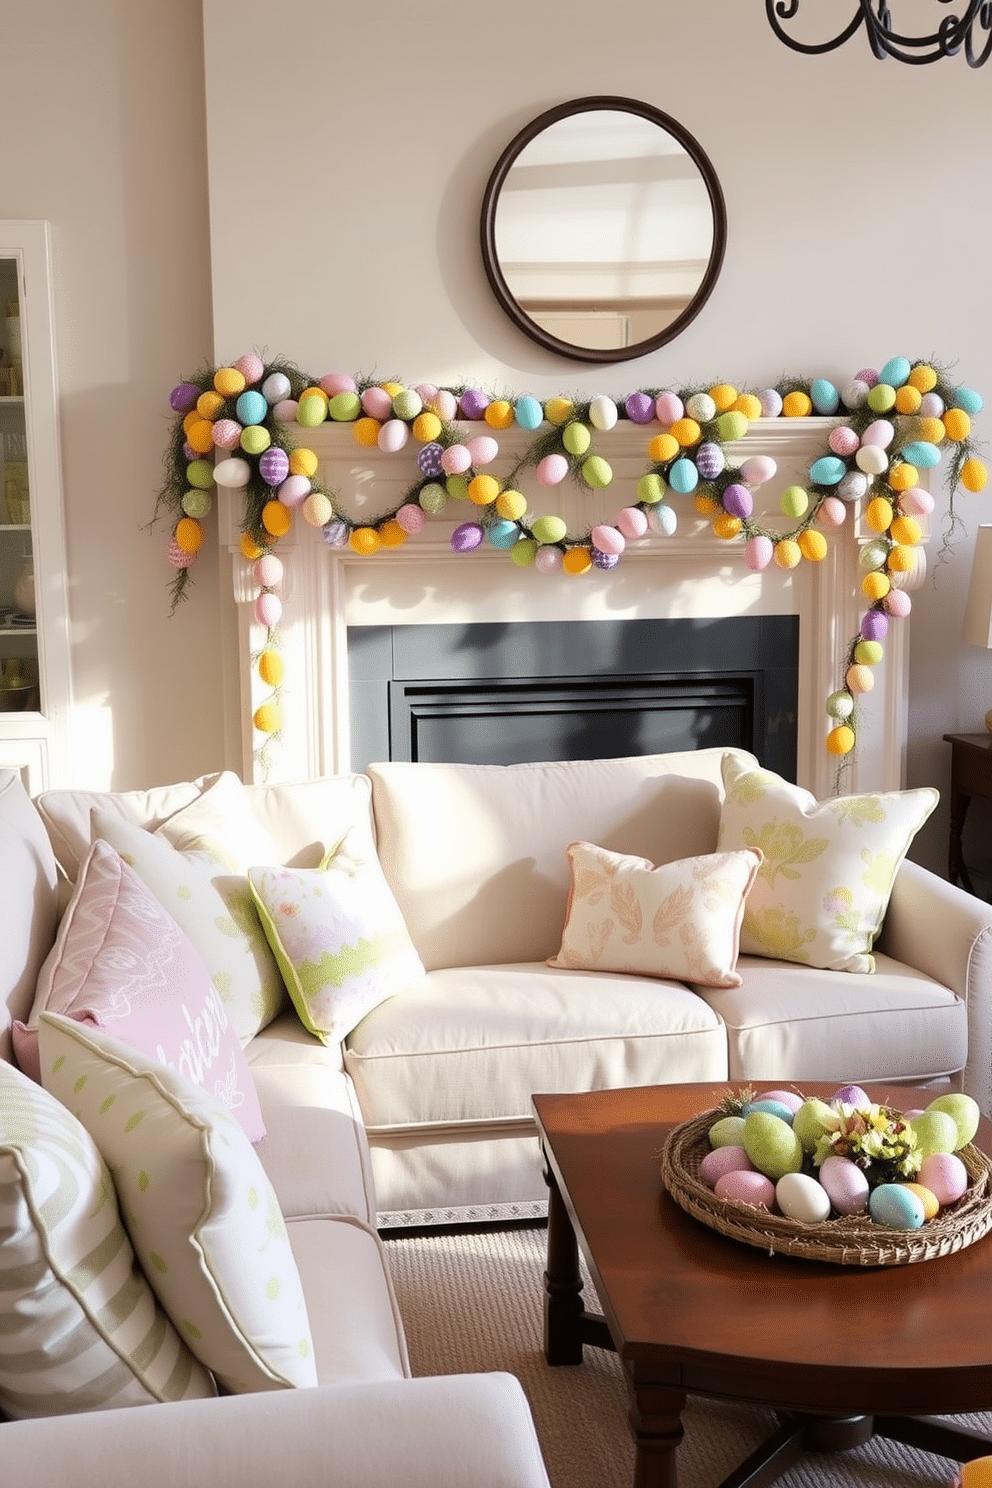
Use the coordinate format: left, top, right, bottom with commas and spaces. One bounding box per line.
548, 841, 763, 988
0, 1059, 215, 1418
12, 839, 265, 1143
91, 799, 286, 1045
248, 826, 427, 1044
717, 753, 939, 974
38, 1013, 317, 1395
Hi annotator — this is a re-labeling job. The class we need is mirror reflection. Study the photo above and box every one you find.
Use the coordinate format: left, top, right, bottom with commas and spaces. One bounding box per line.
481, 98, 726, 363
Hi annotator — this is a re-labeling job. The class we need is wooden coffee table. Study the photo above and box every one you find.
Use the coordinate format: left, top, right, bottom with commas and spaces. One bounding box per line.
533, 1082, 992, 1488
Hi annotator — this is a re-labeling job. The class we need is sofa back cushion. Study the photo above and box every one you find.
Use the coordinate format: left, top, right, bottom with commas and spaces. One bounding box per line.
0, 770, 60, 1062
367, 749, 757, 970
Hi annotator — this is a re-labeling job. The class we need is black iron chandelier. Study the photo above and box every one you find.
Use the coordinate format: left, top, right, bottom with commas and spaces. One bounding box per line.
766, 1, 992, 66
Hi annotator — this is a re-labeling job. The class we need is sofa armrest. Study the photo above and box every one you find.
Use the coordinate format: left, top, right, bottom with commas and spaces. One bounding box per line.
879, 858, 992, 1116
0, 1375, 551, 1488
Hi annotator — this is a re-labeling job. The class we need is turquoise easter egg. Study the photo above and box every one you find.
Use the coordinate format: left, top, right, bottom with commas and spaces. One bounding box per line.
235, 390, 268, 426
668, 458, 698, 494
809, 455, 846, 485
951, 386, 984, 415
514, 396, 544, 430
487, 519, 520, 549
742, 1098, 795, 1126
810, 379, 839, 415
878, 356, 911, 388
868, 1183, 925, 1230
899, 441, 941, 469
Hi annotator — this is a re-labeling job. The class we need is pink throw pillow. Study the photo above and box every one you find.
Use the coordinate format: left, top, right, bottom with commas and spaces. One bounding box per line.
13, 839, 265, 1142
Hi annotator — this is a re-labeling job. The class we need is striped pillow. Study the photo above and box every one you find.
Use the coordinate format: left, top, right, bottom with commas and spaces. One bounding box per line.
0, 1060, 216, 1418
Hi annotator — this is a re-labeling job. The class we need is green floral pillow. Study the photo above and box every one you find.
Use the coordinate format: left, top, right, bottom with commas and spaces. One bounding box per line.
717, 754, 938, 974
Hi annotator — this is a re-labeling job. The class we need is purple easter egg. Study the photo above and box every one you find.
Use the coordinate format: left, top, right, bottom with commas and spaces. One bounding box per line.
592, 548, 620, 569
321, 519, 350, 548
451, 522, 484, 552
625, 391, 656, 424
170, 381, 201, 413
259, 447, 291, 488
418, 442, 445, 477
695, 442, 725, 480
458, 387, 489, 420
861, 609, 889, 641
722, 483, 753, 519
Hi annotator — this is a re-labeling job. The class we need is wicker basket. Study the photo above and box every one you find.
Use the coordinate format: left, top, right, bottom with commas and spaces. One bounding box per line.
660, 1108, 992, 1266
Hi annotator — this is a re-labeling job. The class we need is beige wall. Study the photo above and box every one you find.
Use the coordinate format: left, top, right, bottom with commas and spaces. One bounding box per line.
3, 1, 992, 880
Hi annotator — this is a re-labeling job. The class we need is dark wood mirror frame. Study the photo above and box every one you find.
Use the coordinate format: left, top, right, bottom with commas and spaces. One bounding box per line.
480, 95, 727, 365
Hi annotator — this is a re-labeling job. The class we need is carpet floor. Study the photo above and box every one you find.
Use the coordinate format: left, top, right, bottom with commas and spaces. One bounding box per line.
383, 1222, 991, 1488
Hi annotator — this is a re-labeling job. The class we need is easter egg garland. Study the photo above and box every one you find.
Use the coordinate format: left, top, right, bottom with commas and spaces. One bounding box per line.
156, 357, 987, 778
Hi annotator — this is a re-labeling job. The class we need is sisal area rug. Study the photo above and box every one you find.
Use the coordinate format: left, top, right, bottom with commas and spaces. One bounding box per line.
383, 1222, 990, 1488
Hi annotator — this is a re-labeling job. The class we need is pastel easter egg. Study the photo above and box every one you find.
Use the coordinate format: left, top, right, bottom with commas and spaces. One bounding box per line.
395, 503, 427, 534
654, 391, 684, 424
918, 392, 945, 417
253, 553, 284, 590
743, 1098, 796, 1126
885, 588, 912, 618
536, 453, 569, 486
360, 386, 392, 420
826, 690, 855, 720
809, 456, 846, 486
896, 487, 934, 517
878, 356, 911, 388
695, 442, 725, 480
810, 379, 840, 415
531, 515, 567, 545
419, 483, 448, 516
272, 398, 299, 423
377, 418, 409, 453
649, 503, 678, 535
615, 507, 648, 540
302, 492, 333, 527
861, 610, 889, 641
818, 496, 846, 526
328, 391, 362, 422
837, 470, 869, 502
319, 373, 357, 396
458, 387, 489, 420
743, 1111, 804, 1181
699, 1145, 754, 1188
429, 388, 459, 421
761, 1089, 805, 1115
535, 545, 562, 574
511, 538, 540, 567
240, 425, 271, 456
583, 455, 613, 488
869, 1184, 925, 1230
515, 395, 544, 430
867, 383, 897, 414
210, 418, 242, 451
855, 367, 879, 387
261, 371, 292, 404
259, 447, 291, 488
776, 1171, 831, 1224
818, 1155, 870, 1215
862, 419, 895, 449
918, 1152, 969, 1207
856, 444, 889, 476
715, 1169, 776, 1210
685, 392, 716, 423
441, 444, 472, 475
213, 456, 252, 488
722, 483, 753, 519
774, 539, 802, 569
185, 459, 215, 491
840, 379, 870, 410
638, 473, 667, 505
484, 400, 514, 431
592, 549, 620, 570
710, 1114, 747, 1154
758, 388, 783, 418
668, 458, 698, 494
588, 395, 618, 431
451, 522, 483, 552
846, 664, 874, 695
900, 441, 941, 469
591, 524, 625, 556
781, 485, 809, 519
277, 474, 312, 508
392, 388, 422, 422
418, 442, 445, 477
170, 381, 200, 413
235, 389, 267, 427
466, 435, 499, 466
295, 394, 327, 429
321, 519, 350, 549
716, 412, 749, 442
562, 422, 591, 457
745, 535, 774, 571
487, 519, 520, 549
180, 489, 212, 519
739, 455, 777, 487
625, 391, 656, 424
951, 385, 984, 415
254, 590, 282, 628
828, 426, 860, 457
495, 489, 527, 521
855, 639, 884, 666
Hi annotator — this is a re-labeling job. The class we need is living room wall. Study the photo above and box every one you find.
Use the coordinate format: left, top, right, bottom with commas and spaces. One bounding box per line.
2, 2, 991, 885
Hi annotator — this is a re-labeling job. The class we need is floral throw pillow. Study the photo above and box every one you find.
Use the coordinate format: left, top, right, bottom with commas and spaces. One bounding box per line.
548, 841, 763, 989
248, 827, 427, 1044
717, 753, 939, 974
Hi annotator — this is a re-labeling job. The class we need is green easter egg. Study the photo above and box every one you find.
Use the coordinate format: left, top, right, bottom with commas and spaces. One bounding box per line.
510, 538, 538, 567
392, 388, 422, 421
909, 1109, 958, 1158
446, 475, 469, 501
582, 455, 613, 488
854, 640, 883, 666
792, 1097, 838, 1154
780, 485, 809, 519
562, 422, 591, 456
531, 515, 567, 545
296, 396, 328, 428
419, 483, 448, 515
181, 488, 213, 519
867, 382, 897, 413
186, 459, 215, 490
716, 411, 748, 442
328, 391, 362, 421
925, 1093, 980, 1150
708, 1115, 747, 1149
637, 473, 667, 504
743, 1111, 804, 1181
240, 424, 272, 456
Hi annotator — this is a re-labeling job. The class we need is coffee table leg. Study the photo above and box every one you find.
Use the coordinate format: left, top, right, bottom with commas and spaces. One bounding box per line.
623, 1362, 687, 1488
542, 1161, 585, 1365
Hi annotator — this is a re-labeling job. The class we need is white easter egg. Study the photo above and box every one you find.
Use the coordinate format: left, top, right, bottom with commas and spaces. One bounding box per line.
739, 455, 777, 486
775, 1171, 831, 1223
855, 444, 889, 476
588, 395, 618, 431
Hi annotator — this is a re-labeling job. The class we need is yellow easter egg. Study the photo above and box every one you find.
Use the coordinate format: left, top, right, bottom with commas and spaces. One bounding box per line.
890, 515, 922, 546
708, 383, 738, 412
302, 492, 333, 527
648, 433, 680, 463
827, 725, 856, 756
545, 397, 574, 426
894, 385, 922, 415
378, 519, 408, 548
866, 497, 894, 533
379, 381, 404, 397
496, 489, 527, 521
349, 526, 381, 555
694, 494, 720, 517
562, 546, 592, 574
289, 447, 318, 478
887, 544, 916, 573
468, 473, 500, 505
240, 532, 265, 561
944, 408, 971, 441
887, 462, 918, 491
257, 649, 284, 687
213, 366, 246, 398
196, 390, 225, 421
712, 514, 742, 540
484, 399, 514, 430
413, 411, 442, 442
732, 393, 763, 421
185, 419, 216, 454
798, 529, 828, 562
262, 500, 291, 538
962, 457, 988, 492
353, 416, 382, 448
914, 417, 945, 444
253, 701, 284, 735
174, 516, 203, 554
182, 410, 203, 434
846, 664, 875, 694
862, 571, 891, 601
902, 1182, 940, 1220
670, 417, 702, 448
782, 390, 812, 418
907, 364, 938, 393
774, 539, 802, 569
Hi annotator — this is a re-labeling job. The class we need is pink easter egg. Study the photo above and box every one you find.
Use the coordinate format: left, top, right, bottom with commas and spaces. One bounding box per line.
414, 383, 438, 403
378, 418, 409, 453
320, 373, 357, 395
700, 1145, 754, 1188
535, 546, 562, 573
234, 354, 265, 386
429, 388, 458, 421
441, 443, 472, 476
536, 453, 569, 486
273, 399, 299, 422
254, 591, 282, 628
277, 474, 312, 508
715, 1170, 775, 1209
885, 588, 912, 618
918, 392, 945, 417
625, 391, 656, 424
591, 524, 625, 556
259, 446, 291, 487
828, 426, 860, 456
615, 507, 648, 540
211, 418, 243, 451
862, 418, 895, 449
466, 435, 499, 466
361, 386, 394, 420
919, 1152, 969, 1207
739, 455, 777, 486
898, 487, 934, 517
855, 367, 879, 387
654, 391, 684, 425
396, 503, 426, 534
168, 536, 195, 568
761, 1089, 805, 1114
817, 496, 846, 526
253, 554, 284, 589
745, 535, 774, 571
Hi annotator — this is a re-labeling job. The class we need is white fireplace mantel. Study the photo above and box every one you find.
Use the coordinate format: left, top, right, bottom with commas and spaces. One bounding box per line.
218, 418, 925, 798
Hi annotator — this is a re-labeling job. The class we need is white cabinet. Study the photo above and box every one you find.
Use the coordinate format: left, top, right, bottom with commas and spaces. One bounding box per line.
0, 222, 71, 792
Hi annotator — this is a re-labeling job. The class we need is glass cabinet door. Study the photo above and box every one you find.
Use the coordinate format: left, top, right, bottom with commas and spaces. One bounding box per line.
0, 222, 71, 790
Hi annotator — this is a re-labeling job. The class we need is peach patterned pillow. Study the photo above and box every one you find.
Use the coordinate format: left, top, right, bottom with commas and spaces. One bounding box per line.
549, 842, 763, 988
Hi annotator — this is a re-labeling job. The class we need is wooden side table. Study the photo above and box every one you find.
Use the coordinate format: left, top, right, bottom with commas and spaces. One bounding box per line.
942, 732, 992, 893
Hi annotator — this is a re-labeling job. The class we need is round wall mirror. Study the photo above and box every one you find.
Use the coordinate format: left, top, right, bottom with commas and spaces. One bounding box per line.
480, 96, 727, 364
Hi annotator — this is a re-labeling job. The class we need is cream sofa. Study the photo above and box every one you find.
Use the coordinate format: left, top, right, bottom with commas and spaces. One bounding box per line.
25, 745, 992, 1229
0, 769, 551, 1487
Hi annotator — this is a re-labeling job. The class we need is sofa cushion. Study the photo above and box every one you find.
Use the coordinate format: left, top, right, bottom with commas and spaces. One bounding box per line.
368, 748, 757, 970
717, 755, 939, 974
345, 962, 727, 1129
38, 1013, 317, 1395
33, 774, 221, 882
248, 828, 427, 1045
0, 1059, 215, 1418
693, 953, 968, 1084
0, 770, 60, 1061
549, 842, 762, 988
12, 840, 265, 1142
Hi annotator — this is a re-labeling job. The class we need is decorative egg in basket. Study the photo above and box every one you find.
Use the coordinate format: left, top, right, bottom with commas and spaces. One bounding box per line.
660, 1084, 992, 1266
